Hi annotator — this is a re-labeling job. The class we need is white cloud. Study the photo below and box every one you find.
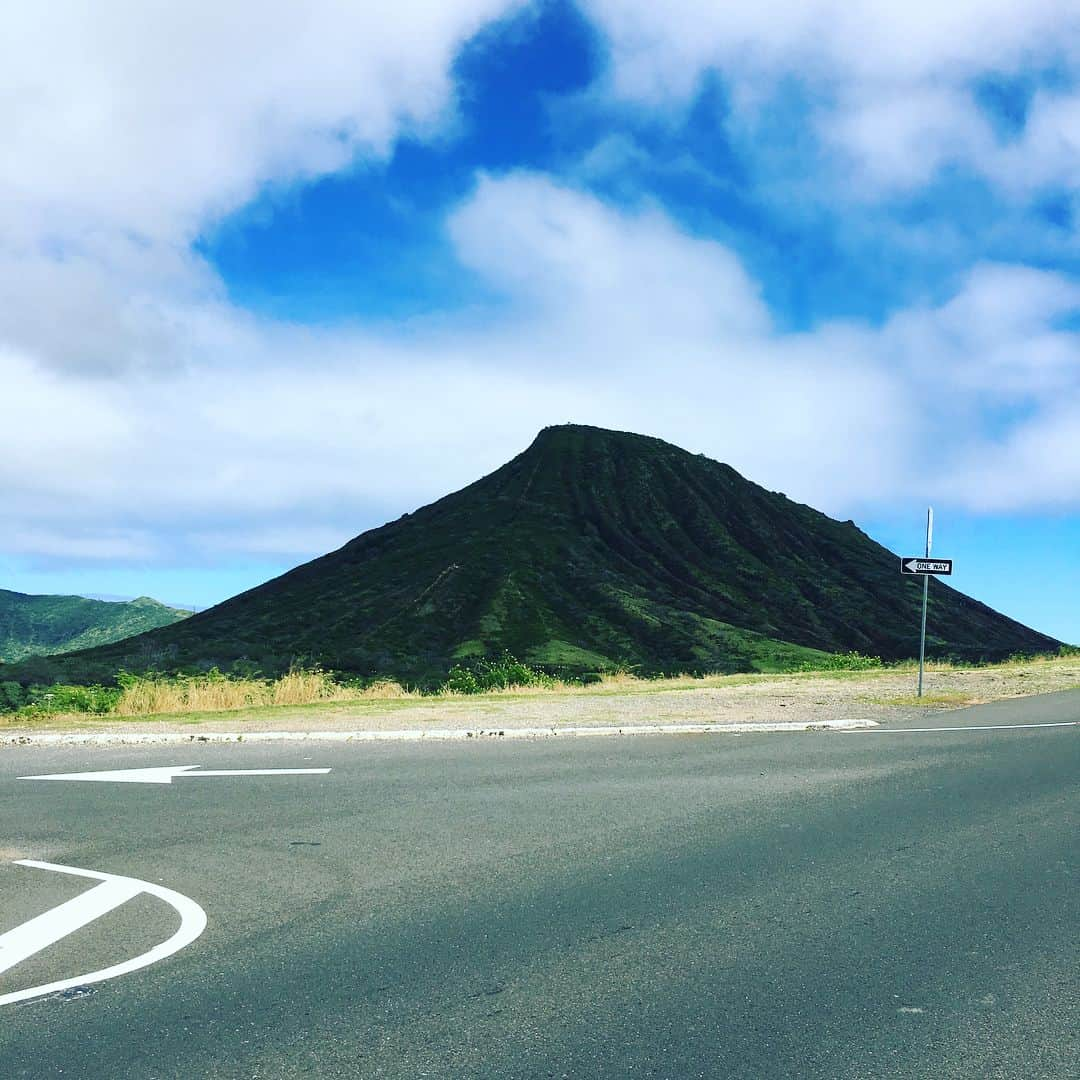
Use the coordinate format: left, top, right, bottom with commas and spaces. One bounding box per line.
584, 0, 1077, 91
824, 87, 993, 194
581, 0, 1080, 198
882, 264, 1080, 400
0, 238, 228, 374
946, 403, 1080, 511
2, 527, 160, 563
1, 0, 519, 243
0, 0, 520, 373
983, 89, 1080, 196
449, 172, 771, 341
188, 526, 359, 558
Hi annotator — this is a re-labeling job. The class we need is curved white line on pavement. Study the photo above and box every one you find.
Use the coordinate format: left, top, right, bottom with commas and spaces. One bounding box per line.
0, 860, 207, 1006
852, 720, 1077, 734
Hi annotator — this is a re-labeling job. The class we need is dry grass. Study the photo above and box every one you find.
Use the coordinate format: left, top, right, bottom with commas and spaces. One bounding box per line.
356, 678, 416, 699
112, 669, 417, 716
423, 670, 724, 700
594, 669, 649, 688
428, 677, 579, 698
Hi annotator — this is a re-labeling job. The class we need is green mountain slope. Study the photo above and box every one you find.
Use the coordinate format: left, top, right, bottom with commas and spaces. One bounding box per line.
19, 426, 1060, 684
0, 591, 190, 663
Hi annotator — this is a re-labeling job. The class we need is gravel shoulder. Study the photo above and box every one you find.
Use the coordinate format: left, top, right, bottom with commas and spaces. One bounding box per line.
3, 659, 1078, 737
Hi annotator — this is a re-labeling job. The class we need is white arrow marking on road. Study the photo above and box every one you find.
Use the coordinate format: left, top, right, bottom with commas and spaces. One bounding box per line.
17, 765, 332, 784
0, 860, 206, 1006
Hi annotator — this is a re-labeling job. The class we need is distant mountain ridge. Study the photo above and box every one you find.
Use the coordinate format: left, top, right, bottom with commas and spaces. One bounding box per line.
0, 590, 190, 663
11, 425, 1060, 684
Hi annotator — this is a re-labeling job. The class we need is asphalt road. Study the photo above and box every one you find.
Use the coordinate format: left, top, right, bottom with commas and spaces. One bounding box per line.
1, 694, 1076, 1079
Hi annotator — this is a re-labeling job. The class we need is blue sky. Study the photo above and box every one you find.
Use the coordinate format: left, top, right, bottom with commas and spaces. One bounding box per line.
1, 1, 1079, 643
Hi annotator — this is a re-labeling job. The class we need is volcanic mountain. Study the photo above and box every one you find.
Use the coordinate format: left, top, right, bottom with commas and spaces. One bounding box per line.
21, 425, 1060, 684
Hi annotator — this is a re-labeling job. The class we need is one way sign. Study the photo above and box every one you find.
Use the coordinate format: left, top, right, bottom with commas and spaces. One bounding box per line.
901, 557, 953, 576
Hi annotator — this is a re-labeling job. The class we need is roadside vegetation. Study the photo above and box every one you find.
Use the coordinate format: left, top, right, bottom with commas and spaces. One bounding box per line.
1, 645, 1077, 726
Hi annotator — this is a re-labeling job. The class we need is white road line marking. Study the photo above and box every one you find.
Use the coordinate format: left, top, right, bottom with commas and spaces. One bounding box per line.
190, 768, 331, 777
851, 720, 1077, 734
18, 765, 332, 783
0, 877, 142, 976
0, 860, 207, 1006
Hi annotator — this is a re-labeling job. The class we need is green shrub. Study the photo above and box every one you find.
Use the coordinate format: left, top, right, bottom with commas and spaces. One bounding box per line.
444, 653, 554, 694
797, 651, 884, 672
0, 681, 27, 712
445, 665, 479, 694
21, 683, 121, 715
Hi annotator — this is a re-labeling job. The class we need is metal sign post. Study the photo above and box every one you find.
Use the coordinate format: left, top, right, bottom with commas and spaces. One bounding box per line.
918, 508, 931, 698
900, 510, 953, 698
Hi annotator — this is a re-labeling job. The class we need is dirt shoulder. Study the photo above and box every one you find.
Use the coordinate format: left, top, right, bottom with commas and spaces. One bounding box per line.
4, 658, 1079, 737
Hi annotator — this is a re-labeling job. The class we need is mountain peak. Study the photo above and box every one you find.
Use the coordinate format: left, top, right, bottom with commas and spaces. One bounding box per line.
525, 423, 699, 460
